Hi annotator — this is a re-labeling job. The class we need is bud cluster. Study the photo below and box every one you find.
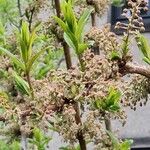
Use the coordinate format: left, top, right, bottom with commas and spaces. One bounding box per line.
115, 0, 148, 33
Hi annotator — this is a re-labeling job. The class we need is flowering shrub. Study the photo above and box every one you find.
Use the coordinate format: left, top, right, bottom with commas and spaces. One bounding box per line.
0, 0, 149, 150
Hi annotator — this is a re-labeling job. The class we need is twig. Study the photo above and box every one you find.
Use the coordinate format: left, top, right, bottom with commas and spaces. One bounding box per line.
86, 0, 100, 55
56, 57, 65, 70
28, 7, 35, 32
125, 63, 150, 78
17, 0, 23, 28
74, 102, 87, 150
21, 134, 28, 150
91, 12, 96, 27
54, 0, 61, 18
26, 71, 34, 100
62, 41, 72, 69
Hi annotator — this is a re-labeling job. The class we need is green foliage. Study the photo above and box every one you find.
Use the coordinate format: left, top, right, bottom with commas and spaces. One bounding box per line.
0, 21, 48, 74
0, 46, 25, 70
0, 0, 18, 25
0, 69, 8, 79
13, 71, 30, 96
93, 87, 121, 112
121, 35, 130, 57
110, 50, 121, 60
54, 0, 93, 57
29, 128, 52, 150
60, 145, 80, 150
111, 0, 124, 7
35, 49, 64, 79
107, 131, 133, 150
0, 140, 21, 150
20, 21, 43, 73
0, 21, 6, 46
136, 33, 150, 65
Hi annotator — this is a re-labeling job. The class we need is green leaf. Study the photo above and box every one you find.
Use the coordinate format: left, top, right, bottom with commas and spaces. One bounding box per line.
111, 0, 124, 7
33, 128, 42, 142
121, 36, 129, 56
68, 3, 77, 33
106, 130, 119, 146
42, 137, 52, 146
28, 22, 40, 59
10, 141, 21, 150
36, 65, 52, 79
93, 88, 121, 112
0, 69, 8, 79
110, 51, 121, 60
53, 16, 68, 32
59, 147, 70, 150
26, 46, 49, 72
0, 140, 9, 150
66, 30, 79, 51
136, 34, 150, 59
55, 0, 90, 59
93, 99, 101, 109
66, 0, 75, 6
62, 1, 77, 33
64, 32, 76, 50
106, 87, 121, 106
0, 46, 25, 70
30, 128, 51, 150
78, 43, 87, 54
13, 72, 30, 95
0, 21, 5, 35
120, 140, 133, 150
76, 8, 93, 42
107, 131, 133, 150
20, 21, 30, 63
109, 104, 120, 112
64, 30, 78, 53
143, 57, 150, 65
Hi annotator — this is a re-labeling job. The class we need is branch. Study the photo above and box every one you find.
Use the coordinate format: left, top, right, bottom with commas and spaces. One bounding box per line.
125, 63, 150, 78
54, 0, 72, 69
17, 0, 22, 17
17, 0, 22, 28
28, 7, 35, 32
62, 41, 72, 69
91, 12, 96, 27
56, 57, 65, 70
54, 0, 61, 18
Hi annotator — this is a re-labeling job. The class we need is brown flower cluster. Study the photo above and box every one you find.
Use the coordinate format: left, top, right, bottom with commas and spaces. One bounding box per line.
83, 110, 112, 149
54, 104, 79, 144
30, 50, 127, 147
86, 24, 119, 57
122, 74, 150, 110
